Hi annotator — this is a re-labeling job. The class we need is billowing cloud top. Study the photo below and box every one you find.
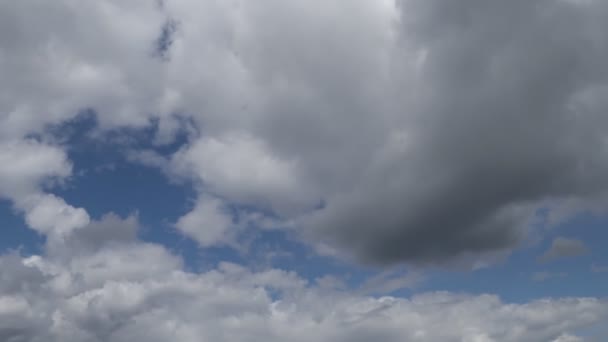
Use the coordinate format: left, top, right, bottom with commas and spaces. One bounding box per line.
1, 0, 608, 340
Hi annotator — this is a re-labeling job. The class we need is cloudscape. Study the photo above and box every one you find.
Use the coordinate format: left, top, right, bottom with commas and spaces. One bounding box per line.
1, 0, 608, 340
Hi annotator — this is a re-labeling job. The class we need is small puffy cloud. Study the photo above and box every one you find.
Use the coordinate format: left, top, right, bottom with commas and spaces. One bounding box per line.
0, 140, 71, 198
18, 193, 90, 237
171, 132, 317, 215
174, 194, 294, 248
175, 195, 235, 247
0, 139, 89, 238
539, 237, 589, 264
0, 137, 90, 239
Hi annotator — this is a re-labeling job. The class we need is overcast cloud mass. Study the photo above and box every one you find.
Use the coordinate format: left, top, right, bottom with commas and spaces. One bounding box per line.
1, 0, 608, 340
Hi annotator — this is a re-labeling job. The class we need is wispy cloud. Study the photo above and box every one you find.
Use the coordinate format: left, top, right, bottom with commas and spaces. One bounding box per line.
538, 237, 589, 264
591, 264, 608, 274
532, 271, 568, 282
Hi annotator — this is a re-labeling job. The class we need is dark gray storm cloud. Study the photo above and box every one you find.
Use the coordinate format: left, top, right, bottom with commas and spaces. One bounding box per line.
304, 0, 608, 265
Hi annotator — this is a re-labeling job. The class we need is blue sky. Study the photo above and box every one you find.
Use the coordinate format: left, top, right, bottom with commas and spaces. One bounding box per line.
1, 1, 608, 341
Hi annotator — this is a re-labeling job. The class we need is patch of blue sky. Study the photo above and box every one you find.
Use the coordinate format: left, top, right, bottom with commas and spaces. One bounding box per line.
0, 199, 45, 255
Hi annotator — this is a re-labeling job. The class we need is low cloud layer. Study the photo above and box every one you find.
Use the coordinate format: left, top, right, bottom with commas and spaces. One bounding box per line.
0, 214, 606, 342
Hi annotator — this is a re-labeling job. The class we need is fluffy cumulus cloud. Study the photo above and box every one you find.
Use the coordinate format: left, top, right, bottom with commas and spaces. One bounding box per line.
2, 0, 608, 265
0, 0, 171, 138
0, 140, 71, 198
174, 195, 234, 247
0, 139, 90, 238
0, 214, 606, 342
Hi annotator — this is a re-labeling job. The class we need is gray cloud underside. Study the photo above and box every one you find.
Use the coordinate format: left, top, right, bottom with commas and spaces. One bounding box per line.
300, 0, 608, 264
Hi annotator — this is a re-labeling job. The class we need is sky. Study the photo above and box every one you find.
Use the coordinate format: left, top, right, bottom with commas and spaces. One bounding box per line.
1, 0, 608, 341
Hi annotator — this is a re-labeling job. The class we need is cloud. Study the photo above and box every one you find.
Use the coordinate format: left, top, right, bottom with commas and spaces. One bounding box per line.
539, 237, 589, 263
0, 0, 171, 138
0, 139, 90, 238
56, 212, 140, 256
175, 195, 235, 247
553, 334, 585, 342
300, 0, 608, 265
19, 193, 90, 237
0, 140, 71, 198
161, 0, 608, 266
2, 0, 608, 267
357, 269, 424, 295
591, 264, 608, 273
533, 271, 568, 282
1, 223, 607, 342
3, 2, 608, 339
170, 132, 315, 215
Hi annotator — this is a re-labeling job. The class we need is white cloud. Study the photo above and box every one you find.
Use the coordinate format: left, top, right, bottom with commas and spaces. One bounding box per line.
0, 140, 71, 198
175, 195, 234, 247
174, 194, 295, 248
0, 0, 170, 139
1, 238, 606, 342
0, 139, 89, 238
357, 269, 423, 295
1, 211, 606, 341
171, 132, 316, 215
19, 193, 90, 237
553, 334, 585, 342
